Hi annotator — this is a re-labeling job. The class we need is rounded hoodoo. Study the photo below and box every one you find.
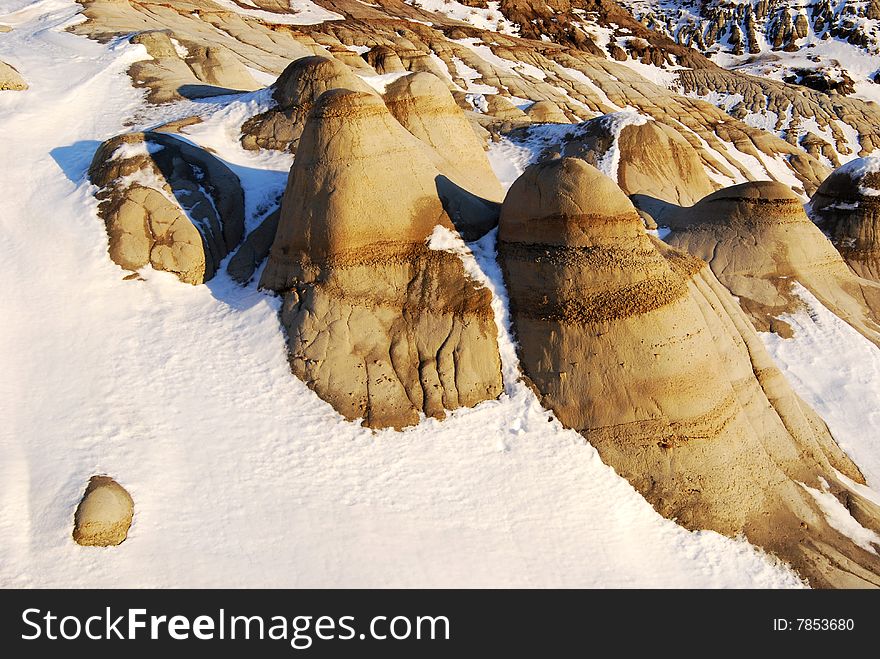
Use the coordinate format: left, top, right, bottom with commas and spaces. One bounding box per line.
498, 158, 880, 587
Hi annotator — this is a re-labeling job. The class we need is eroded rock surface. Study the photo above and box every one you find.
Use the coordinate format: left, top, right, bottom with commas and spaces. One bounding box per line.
666, 181, 880, 345
811, 157, 880, 282
89, 131, 245, 284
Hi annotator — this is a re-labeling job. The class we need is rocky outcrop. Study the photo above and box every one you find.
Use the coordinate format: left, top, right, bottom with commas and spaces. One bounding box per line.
0, 60, 26, 91
73, 476, 134, 547
129, 30, 261, 103
227, 208, 280, 285
261, 89, 503, 428
665, 181, 880, 345
241, 55, 374, 152
498, 157, 880, 587
811, 157, 880, 282
72, 0, 844, 196
89, 131, 245, 284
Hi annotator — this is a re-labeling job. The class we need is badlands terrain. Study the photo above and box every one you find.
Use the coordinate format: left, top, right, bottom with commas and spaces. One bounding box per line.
2, 0, 880, 588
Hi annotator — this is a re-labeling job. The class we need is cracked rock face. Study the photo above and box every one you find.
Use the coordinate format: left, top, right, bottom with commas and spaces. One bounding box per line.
89, 131, 245, 284
811, 157, 880, 283
499, 157, 880, 587
73, 476, 134, 547
261, 89, 503, 429
570, 117, 716, 207
666, 180, 880, 346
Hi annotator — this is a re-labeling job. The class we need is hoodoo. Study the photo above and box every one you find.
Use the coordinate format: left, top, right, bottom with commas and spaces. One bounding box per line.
811, 156, 880, 282
666, 181, 880, 345
498, 157, 880, 587
241, 55, 374, 152
383, 72, 504, 205
260, 89, 503, 429
561, 114, 716, 207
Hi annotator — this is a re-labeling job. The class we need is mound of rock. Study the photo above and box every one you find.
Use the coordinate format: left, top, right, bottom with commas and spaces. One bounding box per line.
499, 157, 880, 587
89, 132, 245, 284
241, 56, 374, 152
526, 100, 569, 124
562, 113, 716, 206
666, 181, 880, 344
811, 157, 880, 282
483, 94, 528, 122
0, 60, 27, 91
73, 476, 133, 547
130, 30, 261, 103
260, 89, 503, 428
383, 72, 504, 205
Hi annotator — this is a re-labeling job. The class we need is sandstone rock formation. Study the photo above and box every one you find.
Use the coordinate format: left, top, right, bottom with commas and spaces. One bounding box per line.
0, 60, 27, 91
73, 476, 134, 547
89, 131, 245, 284
130, 30, 262, 103
241, 55, 374, 152
383, 72, 504, 204
261, 89, 502, 428
665, 181, 880, 345
532, 112, 717, 206
526, 100, 569, 124
71, 0, 846, 196
811, 157, 880, 282
498, 157, 880, 587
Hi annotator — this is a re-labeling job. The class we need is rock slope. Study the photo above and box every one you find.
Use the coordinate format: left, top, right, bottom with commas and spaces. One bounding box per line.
811, 157, 880, 282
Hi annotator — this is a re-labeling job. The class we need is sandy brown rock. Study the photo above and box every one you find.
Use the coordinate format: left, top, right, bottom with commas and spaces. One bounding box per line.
561, 114, 717, 206
241, 55, 374, 152
0, 60, 27, 91
73, 476, 134, 547
665, 181, 880, 346
227, 208, 280, 285
129, 30, 261, 103
89, 131, 245, 284
484, 94, 528, 121
70, 0, 843, 196
811, 157, 880, 282
499, 158, 880, 587
261, 89, 502, 428
526, 100, 569, 123
384, 72, 504, 205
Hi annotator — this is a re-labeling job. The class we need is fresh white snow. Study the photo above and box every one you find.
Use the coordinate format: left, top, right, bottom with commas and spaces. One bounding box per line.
209, 0, 343, 26
802, 479, 880, 555
834, 156, 880, 196
761, 284, 880, 489
6, 0, 879, 589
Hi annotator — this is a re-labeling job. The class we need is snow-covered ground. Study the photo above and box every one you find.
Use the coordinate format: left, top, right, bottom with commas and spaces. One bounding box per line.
1, 0, 875, 589
761, 285, 880, 489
